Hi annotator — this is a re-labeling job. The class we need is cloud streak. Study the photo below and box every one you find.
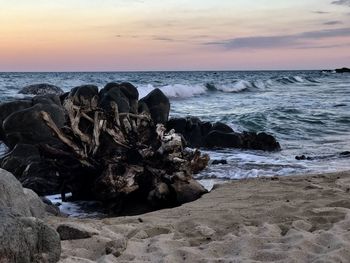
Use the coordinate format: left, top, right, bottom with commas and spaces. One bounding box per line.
206, 27, 350, 50
331, 0, 350, 6
323, 20, 343, 25
313, 11, 330, 14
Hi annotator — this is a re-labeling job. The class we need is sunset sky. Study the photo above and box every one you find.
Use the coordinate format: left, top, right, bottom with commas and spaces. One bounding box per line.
0, 0, 349, 71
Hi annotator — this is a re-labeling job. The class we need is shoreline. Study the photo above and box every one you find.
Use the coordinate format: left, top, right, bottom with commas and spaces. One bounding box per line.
49, 170, 350, 262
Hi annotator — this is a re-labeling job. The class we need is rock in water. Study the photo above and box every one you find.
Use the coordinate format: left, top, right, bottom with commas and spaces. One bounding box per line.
19, 83, 64, 95
166, 117, 280, 151
335, 67, 350, 73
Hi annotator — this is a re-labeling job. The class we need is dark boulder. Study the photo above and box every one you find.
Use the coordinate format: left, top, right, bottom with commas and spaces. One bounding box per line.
166, 117, 206, 147
20, 161, 61, 196
166, 117, 187, 134
139, 88, 170, 124
170, 179, 207, 205
1, 144, 40, 177
19, 83, 64, 95
69, 85, 99, 108
205, 131, 243, 148
99, 82, 139, 113
166, 117, 280, 151
212, 159, 228, 165
2, 103, 65, 149
0, 100, 32, 140
32, 94, 62, 106
241, 132, 281, 151
185, 117, 205, 147
335, 67, 350, 73
211, 122, 234, 133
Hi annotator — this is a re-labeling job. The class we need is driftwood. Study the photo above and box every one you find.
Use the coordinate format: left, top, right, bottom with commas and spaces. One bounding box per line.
39, 87, 209, 213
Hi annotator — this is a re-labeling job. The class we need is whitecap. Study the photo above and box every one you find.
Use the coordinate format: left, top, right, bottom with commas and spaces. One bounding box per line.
138, 84, 207, 99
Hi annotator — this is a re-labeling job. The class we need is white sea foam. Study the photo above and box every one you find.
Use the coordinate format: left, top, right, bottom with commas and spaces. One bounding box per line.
293, 76, 304, 83
214, 80, 266, 93
138, 84, 207, 99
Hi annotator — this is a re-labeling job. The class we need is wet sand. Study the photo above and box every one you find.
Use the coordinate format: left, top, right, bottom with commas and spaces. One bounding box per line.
48, 171, 350, 262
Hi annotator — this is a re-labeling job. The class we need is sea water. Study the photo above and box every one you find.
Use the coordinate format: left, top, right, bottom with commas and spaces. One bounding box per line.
1, 71, 349, 182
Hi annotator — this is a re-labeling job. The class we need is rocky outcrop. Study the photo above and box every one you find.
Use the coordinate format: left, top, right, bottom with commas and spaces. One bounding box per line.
0, 83, 208, 215
0, 168, 61, 263
19, 83, 64, 95
335, 67, 350, 73
166, 117, 280, 151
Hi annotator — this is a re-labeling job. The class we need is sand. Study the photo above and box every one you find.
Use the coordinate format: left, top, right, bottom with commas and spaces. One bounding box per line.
47, 171, 350, 262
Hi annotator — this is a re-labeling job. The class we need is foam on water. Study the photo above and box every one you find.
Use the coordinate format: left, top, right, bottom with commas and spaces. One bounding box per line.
138, 83, 207, 98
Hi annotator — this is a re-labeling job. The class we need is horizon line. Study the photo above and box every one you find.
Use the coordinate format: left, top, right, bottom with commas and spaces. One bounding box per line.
0, 68, 342, 73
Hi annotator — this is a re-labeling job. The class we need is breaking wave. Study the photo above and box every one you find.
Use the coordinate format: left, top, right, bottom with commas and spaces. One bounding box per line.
137, 75, 322, 99
138, 84, 207, 98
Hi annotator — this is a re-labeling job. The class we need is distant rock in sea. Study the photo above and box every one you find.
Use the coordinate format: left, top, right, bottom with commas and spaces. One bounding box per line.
321, 67, 350, 73
335, 67, 350, 73
19, 83, 64, 95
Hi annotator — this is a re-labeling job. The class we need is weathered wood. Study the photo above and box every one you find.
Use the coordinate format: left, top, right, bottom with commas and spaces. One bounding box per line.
40, 111, 86, 159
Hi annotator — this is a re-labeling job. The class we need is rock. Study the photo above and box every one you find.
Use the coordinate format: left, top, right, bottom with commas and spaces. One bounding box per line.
1, 143, 41, 177
139, 88, 170, 124
205, 130, 243, 148
147, 182, 173, 208
167, 117, 280, 151
23, 188, 46, 218
212, 159, 228, 165
335, 67, 350, 73
57, 223, 99, 240
32, 94, 62, 106
41, 197, 62, 216
0, 168, 45, 218
211, 122, 234, 133
340, 151, 350, 156
171, 179, 208, 204
0, 100, 32, 140
2, 103, 65, 148
70, 85, 99, 108
166, 117, 187, 135
19, 83, 64, 95
20, 161, 61, 196
0, 169, 61, 262
0, 209, 61, 263
241, 132, 281, 151
99, 82, 139, 114
185, 117, 204, 147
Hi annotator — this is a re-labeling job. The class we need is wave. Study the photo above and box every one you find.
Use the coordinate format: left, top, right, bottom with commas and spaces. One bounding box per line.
275, 76, 304, 84
137, 75, 322, 99
138, 84, 207, 99
206, 80, 268, 93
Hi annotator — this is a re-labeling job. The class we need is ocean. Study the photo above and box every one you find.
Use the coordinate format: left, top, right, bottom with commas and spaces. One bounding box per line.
1, 70, 350, 184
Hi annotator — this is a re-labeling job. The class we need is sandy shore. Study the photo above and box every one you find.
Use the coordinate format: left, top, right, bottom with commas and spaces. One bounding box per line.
48, 171, 350, 262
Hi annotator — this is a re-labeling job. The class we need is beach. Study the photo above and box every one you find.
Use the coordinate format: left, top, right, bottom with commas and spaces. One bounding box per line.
49, 170, 350, 262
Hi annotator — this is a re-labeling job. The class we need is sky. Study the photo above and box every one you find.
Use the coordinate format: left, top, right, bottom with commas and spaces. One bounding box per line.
0, 0, 349, 71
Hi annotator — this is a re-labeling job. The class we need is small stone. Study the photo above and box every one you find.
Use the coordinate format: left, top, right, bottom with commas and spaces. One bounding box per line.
57, 223, 98, 240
